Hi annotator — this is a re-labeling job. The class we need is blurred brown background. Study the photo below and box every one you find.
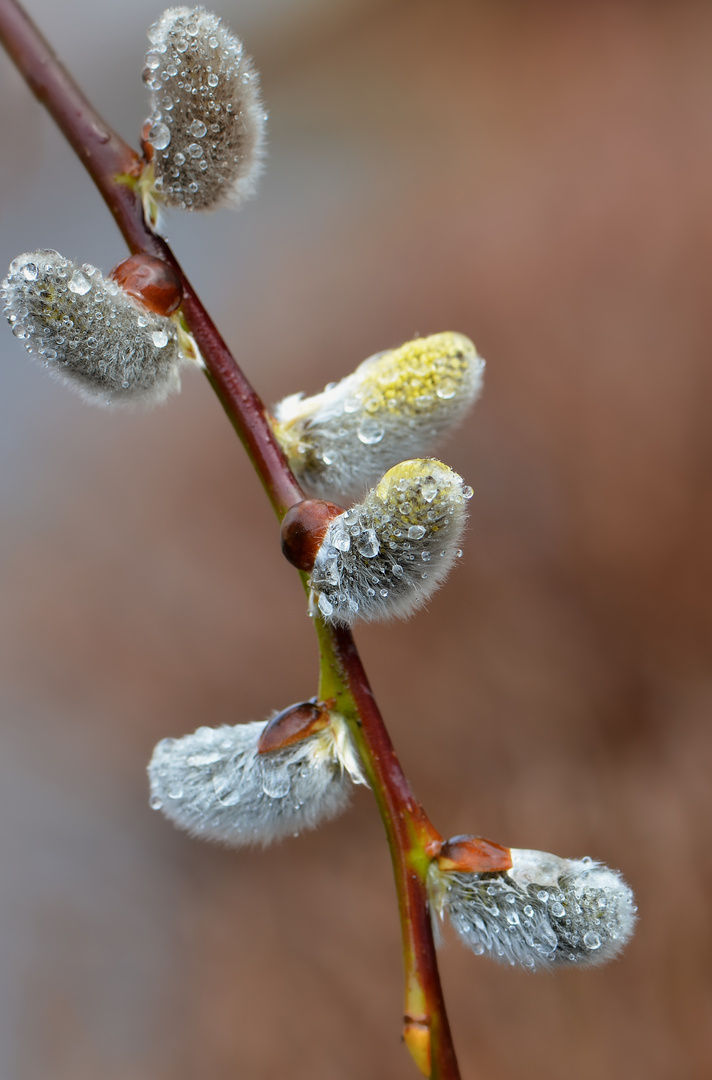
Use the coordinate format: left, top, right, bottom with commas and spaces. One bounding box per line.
1, 0, 711, 1077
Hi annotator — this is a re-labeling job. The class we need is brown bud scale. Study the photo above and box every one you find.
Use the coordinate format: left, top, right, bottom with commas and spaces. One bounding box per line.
437, 835, 513, 874
110, 254, 183, 316
281, 499, 345, 572
257, 701, 330, 754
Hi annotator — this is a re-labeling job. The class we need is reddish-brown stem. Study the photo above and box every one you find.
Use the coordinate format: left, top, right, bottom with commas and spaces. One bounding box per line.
0, 3, 462, 1076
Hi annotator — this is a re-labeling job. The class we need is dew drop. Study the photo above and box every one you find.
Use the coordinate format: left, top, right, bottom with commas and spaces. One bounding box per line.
357, 417, 385, 444
149, 794, 163, 810
68, 270, 91, 295
331, 529, 351, 553
174, 151, 186, 166
537, 890, 549, 903
523, 905, 534, 918
151, 329, 169, 348
261, 762, 291, 799
551, 902, 565, 917
189, 118, 207, 137
318, 593, 334, 618
187, 751, 222, 767
421, 481, 439, 502
471, 941, 485, 955
148, 121, 171, 150
408, 524, 426, 540
583, 931, 601, 950
213, 775, 241, 805
187, 142, 203, 158
462, 485, 474, 500
436, 377, 457, 399
166, 781, 184, 800
22, 262, 38, 281
356, 529, 380, 558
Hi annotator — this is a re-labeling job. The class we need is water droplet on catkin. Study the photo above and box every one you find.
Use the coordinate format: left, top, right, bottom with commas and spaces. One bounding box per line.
148, 121, 172, 150
68, 270, 91, 295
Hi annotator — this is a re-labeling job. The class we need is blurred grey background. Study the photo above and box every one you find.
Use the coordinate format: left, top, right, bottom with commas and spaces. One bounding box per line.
1, 0, 712, 1077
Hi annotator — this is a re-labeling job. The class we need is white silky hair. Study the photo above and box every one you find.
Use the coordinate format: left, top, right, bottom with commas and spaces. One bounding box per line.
143, 7, 266, 213
2, 251, 186, 406
273, 332, 484, 502
309, 458, 471, 625
148, 713, 366, 847
429, 847, 637, 970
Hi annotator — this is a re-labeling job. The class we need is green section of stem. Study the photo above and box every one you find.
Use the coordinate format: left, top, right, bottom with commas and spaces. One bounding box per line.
315, 617, 443, 1074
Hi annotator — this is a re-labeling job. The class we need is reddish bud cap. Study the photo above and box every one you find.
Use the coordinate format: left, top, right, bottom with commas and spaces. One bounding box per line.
110, 254, 182, 316
437, 835, 513, 874
281, 499, 345, 572
257, 701, 330, 754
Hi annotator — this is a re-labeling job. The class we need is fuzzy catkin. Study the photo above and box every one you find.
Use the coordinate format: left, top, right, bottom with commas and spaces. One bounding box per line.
143, 6, 266, 211
148, 715, 362, 847
309, 458, 471, 624
429, 848, 637, 970
273, 333, 484, 501
2, 251, 185, 406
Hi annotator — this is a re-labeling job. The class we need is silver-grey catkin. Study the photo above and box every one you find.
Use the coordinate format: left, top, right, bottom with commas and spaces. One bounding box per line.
2, 251, 185, 406
309, 458, 471, 625
273, 333, 484, 502
429, 847, 637, 970
148, 714, 364, 847
143, 6, 266, 211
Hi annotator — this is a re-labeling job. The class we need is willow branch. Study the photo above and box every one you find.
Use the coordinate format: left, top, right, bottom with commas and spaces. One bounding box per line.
0, 2, 461, 1076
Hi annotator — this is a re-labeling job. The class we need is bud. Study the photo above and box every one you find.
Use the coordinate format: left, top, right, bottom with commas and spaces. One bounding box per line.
280, 499, 345, 572
110, 254, 183, 316
2, 251, 188, 406
141, 6, 266, 217
308, 459, 471, 624
272, 333, 484, 501
148, 706, 366, 847
403, 1020, 431, 1078
428, 843, 637, 970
